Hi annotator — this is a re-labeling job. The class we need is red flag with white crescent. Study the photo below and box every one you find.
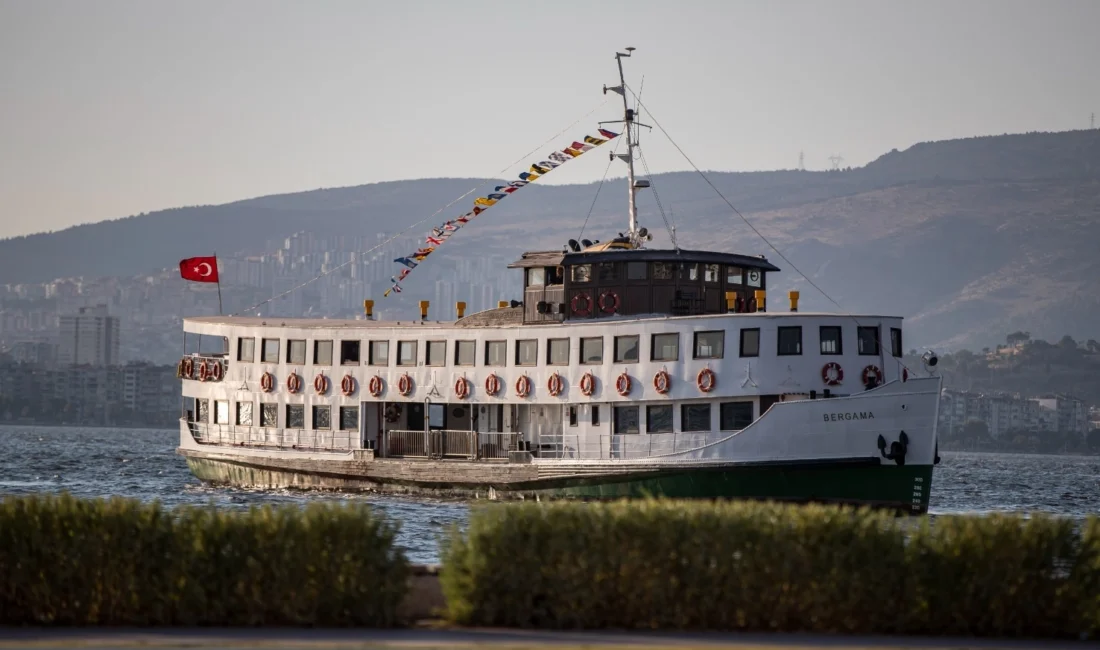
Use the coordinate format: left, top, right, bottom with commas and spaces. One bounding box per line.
179, 256, 219, 283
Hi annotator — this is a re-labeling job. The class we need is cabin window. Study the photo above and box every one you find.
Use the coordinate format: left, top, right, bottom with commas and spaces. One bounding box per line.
693, 331, 724, 359
651, 333, 679, 361
285, 405, 305, 429
591, 405, 601, 426
196, 399, 209, 423
485, 340, 507, 366
627, 262, 647, 280
651, 262, 675, 280
890, 328, 903, 358
548, 266, 564, 284
214, 400, 229, 424
571, 264, 592, 283
455, 340, 475, 366
727, 266, 743, 284
527, 267, 545, 287
581, 337, 604, 364
679, 263, 698, 281
597, 262, 618, 281
287, 339, 306, 365
261, 338, 280, 363
777, 326, 802, 356
236, 401, 253, 426
681, 403, 711, 432
740, 328, 760, 357
237, 337, 255, 362
568, 406, 578, 427
647, 405, 673, 433
547, 338, 569, 365
820, 326, 842, 355
614, 335, 639, 363
340, 341, 360, 365
339, 406, 358, 431
720, 402, 754, 430
516, 339, 537, 366
613, 405, 640, 434
369, 340, 389, 366
314, 340, 333, 365
397, 341, 417, 366
746, 269, 763, 288
703, 264, 720, 283
858, 326, 880, 355
426, 340, 446, 366
313, 405, 331, 430
260, 403, 277, 427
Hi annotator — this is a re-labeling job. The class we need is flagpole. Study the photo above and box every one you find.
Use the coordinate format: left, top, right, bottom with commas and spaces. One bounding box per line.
214, 251, 223, 315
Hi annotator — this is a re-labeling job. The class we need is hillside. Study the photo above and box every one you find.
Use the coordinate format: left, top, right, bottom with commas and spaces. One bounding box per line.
2, 128, 1099, 351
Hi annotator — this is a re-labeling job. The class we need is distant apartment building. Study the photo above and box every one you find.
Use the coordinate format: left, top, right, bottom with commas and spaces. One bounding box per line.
939, 388, 1089, 438
10, 340, 58, 365
58, 304, 120, 366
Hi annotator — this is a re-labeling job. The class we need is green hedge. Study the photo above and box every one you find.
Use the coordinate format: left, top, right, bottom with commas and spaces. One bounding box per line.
441, 501, 1100, 637
0, 493, 408, 626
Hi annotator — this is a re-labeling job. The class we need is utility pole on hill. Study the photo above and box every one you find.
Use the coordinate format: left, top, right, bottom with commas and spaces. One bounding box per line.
798, 150, 805, 171
1092, 112, 1096, 130
828, 154, 844, 171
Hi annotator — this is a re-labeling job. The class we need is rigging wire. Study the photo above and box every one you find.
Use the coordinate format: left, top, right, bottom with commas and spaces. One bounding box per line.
577, 137, 621, 242
231, 98, 610, 316
638, 149, 677, 249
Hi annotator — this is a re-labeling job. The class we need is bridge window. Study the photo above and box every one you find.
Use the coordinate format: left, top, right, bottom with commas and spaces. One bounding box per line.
340, 341, 360, 365
720, 402, 754, 430
455, 340, 475, 366
237, 337, 255, 362
614, 335, 639, 363
369, 341, 389, 366
777, 326, 802, 356
679, 263, 698, 281
527, 267, 545, 287
581, 337, 603, 364
485, 340, 507, 366
727, 266, 743, 284
890, 328, 903, 357
681, 403, 711, 432
397, 341, 417, 366
613, 405, 639, 434
339, 406, 359, 431
196, 398, 209, 423
313, 405, 331, 430
652, 262, 674, 280
704, 264, 720, 283
651, 333, 679, 361
286, 404, 305, 429
647, 405, 673, 433
236, 401, 253, 426
214, 400, 229, 424
516, 339, 537, 366
260, 403, 277, 427
694, 331, 724, 359
314, 340, 333, 365
739, 328, 760, 357
820, 326, 842, 355
597, 262, 618, 281
627, 262, 647, 280
426, 340, 446, 366
572, 264, 592, 283
547, 338, 569, 365
261, 338, 280, 363
857, 326, 880, 355
287, 339, 306, 365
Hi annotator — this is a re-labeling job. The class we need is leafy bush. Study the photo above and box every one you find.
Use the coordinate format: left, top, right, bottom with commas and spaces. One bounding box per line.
0, 493, 408, 626
441, 500, 1100, 637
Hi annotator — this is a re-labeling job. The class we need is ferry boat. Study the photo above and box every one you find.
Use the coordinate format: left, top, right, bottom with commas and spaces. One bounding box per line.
176, 50, 942, 513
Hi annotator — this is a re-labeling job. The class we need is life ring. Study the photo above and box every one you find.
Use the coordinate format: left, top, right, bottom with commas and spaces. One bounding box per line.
515, 375, 531, 398
314, 373, 329, 395
198, 361, 209, 382
902, 367, 909, 382
598, 291, 620, 314
653, 369, 671, 395
570, 292, 592, 317
697, 368, 716, 393
208, 360, 222, 381
340, 374, 355, 396
260, 372, 275, 393
822, 362, 844, 386
368, 375, 384, 397
862, 365, 882, 386
615, 372, 631, 397
286, 373, 302, 394
176, 359, 185, 378
485, 373, 501, 396
398, 373, 413, 396
579, 371, 595, 397
547, 373, 564, 396
454, 377, 469, 400
182, 357, 194, 378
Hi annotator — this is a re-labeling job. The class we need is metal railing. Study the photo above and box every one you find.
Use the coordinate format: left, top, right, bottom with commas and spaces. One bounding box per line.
384, 430, 519, 460
188, 420, 354, 451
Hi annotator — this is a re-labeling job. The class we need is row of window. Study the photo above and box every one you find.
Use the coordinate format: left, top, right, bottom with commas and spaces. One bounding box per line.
529, 261, 765, 287
605, 401, 754, 434
195, 399, 359, 431
236, 325, 902, 367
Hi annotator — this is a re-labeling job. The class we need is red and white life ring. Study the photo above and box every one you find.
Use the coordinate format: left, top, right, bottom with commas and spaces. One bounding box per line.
515, 375, 531, 398
570, 292, 592, 317
598, 291, 619, 314
579, 371, 595, 397
615, 372, 631, 397
198, 361, 209, 382
902, 367, 909, 382
455, 376, 469, 400
822, 362, 844, 386
547, 373, 564, 397
398, 373, 413, 396
653, 369, 671, 395
340, 374, 355, 396
862, 365, 882, 386
260, 372, 275, 393
314, 373, 329, 395
208, 360, 222, 381
697, 368, 716, 393
286, 373, 302, 394
485, 373, 501, 396
368, 375, 384, 397
182, 357, 194, 379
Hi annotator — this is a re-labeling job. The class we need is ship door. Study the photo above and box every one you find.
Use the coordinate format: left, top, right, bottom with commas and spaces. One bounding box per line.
362, 402, 380, 449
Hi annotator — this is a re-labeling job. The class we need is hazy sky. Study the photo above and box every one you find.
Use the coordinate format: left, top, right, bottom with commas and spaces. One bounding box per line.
1, 0, 1097, 239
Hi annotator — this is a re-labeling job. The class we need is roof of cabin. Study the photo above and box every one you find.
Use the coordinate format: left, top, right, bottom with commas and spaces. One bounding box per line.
508, 248, 781, 272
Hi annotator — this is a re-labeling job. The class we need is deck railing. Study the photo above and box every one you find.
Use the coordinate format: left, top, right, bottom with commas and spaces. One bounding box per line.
187, 420, 355, 452
384, 430, 519, 460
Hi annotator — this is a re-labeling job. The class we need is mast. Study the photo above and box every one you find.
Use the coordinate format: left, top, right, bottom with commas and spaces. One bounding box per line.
603, 47, 651, 247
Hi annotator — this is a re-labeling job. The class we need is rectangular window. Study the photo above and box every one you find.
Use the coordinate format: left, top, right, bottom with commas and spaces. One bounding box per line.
820, 326, 842, 355
261, 338, 280, 363
597, 262, 618, 281
287, 339, 306, 365
646, 404, 673, 433
568, 405, 578, 427
581, 337, 603, 364
455, 340, 475, 366
485, 340, 506, 366
369, 340, 389, 366
693, 331, 724, 359
746, 269, 763, 287
286, 404, 305, 429
613, 405, 640, 434
237, 337, 255, 362
236, 401, 253, 426
196, 399, 209, 423
314, 340, 333, 365
591, 405, 600, 426
681, 403, 711, 432
890, 327, 903, 358
571, 264, 592, 283
340, 340, 360, 365
726, 266, 743, 284
740, 328, 760, 357
527, 267, 545, 287
214, 400, 229, 424
426, 340, 446, 366
720, 402, 754, 430
397, 340, 417, 366
703, 264, 720, 283
651, 333, 679, 361
516, 339, 537, 366
651, 262, 675, 280
313, 405, 331, 430
627, 262, 647, 280
614, 335, 639, 363
260, 403, 277, 427
777, 326, 802, 356
858, 326, 880, 355
679, 263, 698, 282
547, 338, 569, 365
339, 406, 359, 431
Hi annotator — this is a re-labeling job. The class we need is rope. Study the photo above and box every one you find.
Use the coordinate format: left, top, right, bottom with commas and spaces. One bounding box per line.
638, 148, 676, 248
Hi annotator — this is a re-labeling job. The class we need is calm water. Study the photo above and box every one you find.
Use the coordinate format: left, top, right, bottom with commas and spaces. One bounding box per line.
1, 425, 1098, 563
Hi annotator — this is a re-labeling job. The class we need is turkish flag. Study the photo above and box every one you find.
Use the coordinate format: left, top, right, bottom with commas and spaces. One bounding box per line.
179, 256, 219, 283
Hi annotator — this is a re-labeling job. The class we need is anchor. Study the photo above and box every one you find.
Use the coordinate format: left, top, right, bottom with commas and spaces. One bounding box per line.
877, 431, 909, 466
